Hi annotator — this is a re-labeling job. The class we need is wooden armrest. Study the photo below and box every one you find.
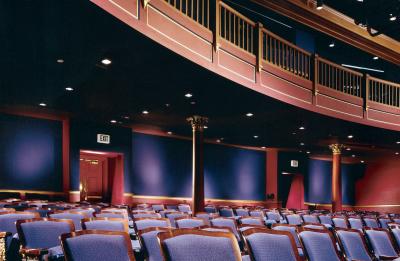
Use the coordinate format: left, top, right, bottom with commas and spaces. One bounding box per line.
20, 248, 49, 258
0, 232, 11, 238
378, 255, 399, 260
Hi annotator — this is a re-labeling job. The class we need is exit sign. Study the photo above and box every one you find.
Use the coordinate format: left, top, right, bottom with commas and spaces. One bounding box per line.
97, 134, 110, 144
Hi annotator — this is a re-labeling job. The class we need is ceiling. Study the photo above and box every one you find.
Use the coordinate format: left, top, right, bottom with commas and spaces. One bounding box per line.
1, 0, 399, 160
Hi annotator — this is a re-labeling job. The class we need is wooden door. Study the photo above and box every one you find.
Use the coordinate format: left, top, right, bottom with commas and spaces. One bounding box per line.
80, 154, 107, 201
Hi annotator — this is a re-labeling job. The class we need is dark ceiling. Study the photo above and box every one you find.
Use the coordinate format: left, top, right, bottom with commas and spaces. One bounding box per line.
1, 0, 399, 160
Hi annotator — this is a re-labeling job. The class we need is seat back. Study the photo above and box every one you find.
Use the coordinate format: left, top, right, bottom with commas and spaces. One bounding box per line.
379, 218, 392, 229
135, 218, 171, 230
220, 208, 234, 217
133, 212, 161, 219
243, 228, 301, 261
299, 229, 342, 261
138, 227, 172, 261
266, 212, 281, 222
70, 208, 95, 218
249, 210, 264, 218
286, 214, 303, 225
158, 229, 241, 261
365, 228, 398, 258
240, 217, 264, 226
348, 218, 363, 230
177, 204, 191, 213
235, 208, 249, 217
363, 217, 379, 228
17, 218, 74, 249
391, 228, 400, 248
175, 217, 205, 229
195, 212, 211, 226
61, 230, 135, 261
318, 215, 333, 225
165, 212, 188, 228
204, 206, 217, 214
302, 215, 319, 224
0, 212, 39, 234
50, 211, 86, 230
152, 204, 165, 212
335, 228, 372, 261
272, 224, 301, 248
211, 218, 237, 232
332, 218, 348, 229
82, 218, 128, 232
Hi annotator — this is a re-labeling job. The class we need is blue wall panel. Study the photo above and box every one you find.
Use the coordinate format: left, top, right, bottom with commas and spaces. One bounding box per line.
0, 114, 63, 191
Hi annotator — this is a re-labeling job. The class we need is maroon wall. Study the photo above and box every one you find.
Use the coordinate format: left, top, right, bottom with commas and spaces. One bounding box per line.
355, 155, 400, 213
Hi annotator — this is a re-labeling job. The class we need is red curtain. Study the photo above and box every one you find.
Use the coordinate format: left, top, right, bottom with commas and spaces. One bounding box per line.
286, 174, 305, 209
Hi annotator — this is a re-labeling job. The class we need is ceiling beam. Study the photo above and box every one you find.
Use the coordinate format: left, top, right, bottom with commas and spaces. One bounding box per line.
251, 0, 400, 65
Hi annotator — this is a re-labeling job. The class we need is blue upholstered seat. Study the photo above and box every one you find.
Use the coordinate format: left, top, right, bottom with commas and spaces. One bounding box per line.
139, 229, 170, 261
240, 217, 264, 226
210, 218, 239, 238
177, 204, 191, 214
82, 219, 127, 232
152, 204, 165, 212
286, 215, 303, 226
336, 229, 372, 261
299, 231, 341, 261
379, 218, 391, 229
133, 213, 161, 219
204, 206, 217, 214
62, 232, 133, 261
0, 213, 38, 234
272, 225, 301, 249
196, 213, 211, 226
348, 218, 363, 230
332, 217, 348, 229
220, 208, 235, 217
318, 215, 333, 226
160, 232, 241, 261
365, 229, 399, 259
244, 231, 299, 261
50, 212, 85, 230
266, 212, 282, 222
95, 212, 126, 219
70, 208, 95, 218
392, 228, 400, 248
302, 215, 319, 224
249, 210, 264, 218
166, 212, 187, 228
175, 218, 205, 228
363, 218, 379, 228
135, 218, 170, 230
303, 224, 325, 230
235, 209, 249, 217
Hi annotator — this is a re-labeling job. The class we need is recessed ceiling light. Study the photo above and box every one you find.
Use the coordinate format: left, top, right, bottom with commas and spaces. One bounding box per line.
261, 146, 266, 149
101, 58, 112, 65
253, 135, 259, 139
316, 0, 323, 10
299, 126, 305, 130
360, 160, 365, 163
356, 0, 363, 2
246, 113, 254, 117
396, 141, 400, 144
167, 131, 172, 135
306, 151, 311, 154
185, 93, 193, 98
142, 110, 149, 114
347, 135, 354, 139
216, 139, 221, 143
300, 142, 305, 146
346, 147, 351, 151
122, 116, 130, 119
190, 101, 196, 105
292, 132, 297, 135
65, 87, 74, 91
56, 59, 64, 63
39, 103, 47, 107
165, 103, 170, 107
373, 56, 379, 60
204, 126, 208, 129
389, 15, 397, 21
396, 152, 399, 155
352, 154, 356, 157
329, 42, 335, 48
110, 120, 117, 123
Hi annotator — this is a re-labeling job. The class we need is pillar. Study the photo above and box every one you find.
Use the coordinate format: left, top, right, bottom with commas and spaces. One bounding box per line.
329, 143, 344, 212
187, 115, 208, 215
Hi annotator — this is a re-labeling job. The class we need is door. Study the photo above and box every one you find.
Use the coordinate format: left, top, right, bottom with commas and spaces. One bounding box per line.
80, 154, 107, 202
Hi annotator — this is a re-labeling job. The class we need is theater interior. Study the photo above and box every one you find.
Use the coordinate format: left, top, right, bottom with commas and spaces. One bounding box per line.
0, 0, 399, 260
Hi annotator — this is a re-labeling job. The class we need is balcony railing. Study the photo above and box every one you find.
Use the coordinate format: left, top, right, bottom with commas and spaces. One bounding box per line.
368, 75, 400, 108
162, 0, 399, 109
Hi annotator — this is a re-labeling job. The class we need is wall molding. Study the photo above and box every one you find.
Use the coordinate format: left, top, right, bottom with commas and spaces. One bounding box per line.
305, 201, 400, 208
0, 189, 65, 195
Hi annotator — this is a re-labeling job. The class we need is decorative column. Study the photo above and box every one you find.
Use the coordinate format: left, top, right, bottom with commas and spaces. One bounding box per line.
329, 144, 344, 213
187, 115, 208, 215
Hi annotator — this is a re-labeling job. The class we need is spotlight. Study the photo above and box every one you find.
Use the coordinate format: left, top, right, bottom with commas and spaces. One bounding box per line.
110, 120, 117, 123
65, 87, 74, 91
142, 110, 149, 114
347, 135, 354, 139
329, 42, 335, 48
390, 14, 397, 21
246, 113, 254, 117
373, 56, 379, 60
167, 131, 172, 135
253, 135, 259, 139
101, 58, 112, 65
316, 0, 323, 10
39, 103, 47, 107
185, 93, 193, 98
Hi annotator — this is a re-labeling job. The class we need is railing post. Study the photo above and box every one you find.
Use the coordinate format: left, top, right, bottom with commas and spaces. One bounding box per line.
365, 74, 370, 112
313, 54, 319, 96
257, 22, 263, 72
214, 0, 220, 51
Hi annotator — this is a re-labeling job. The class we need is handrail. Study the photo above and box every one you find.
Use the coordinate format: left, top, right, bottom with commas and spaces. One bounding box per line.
261, 27, 311, 80
217, 1, 256, 54
164, 0, 210, 29
367, 75, 400, 108
316, 56, 363, 97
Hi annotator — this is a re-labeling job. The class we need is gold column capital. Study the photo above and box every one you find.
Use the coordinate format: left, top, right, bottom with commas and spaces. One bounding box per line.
329, 144, 344, 155
187, 115, 208, 131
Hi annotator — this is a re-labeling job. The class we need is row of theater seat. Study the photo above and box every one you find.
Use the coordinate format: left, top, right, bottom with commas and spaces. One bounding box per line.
1, 200, 400, 260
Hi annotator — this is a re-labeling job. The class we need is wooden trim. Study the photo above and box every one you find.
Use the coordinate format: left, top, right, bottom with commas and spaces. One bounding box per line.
219, 1, 256, 27
0, 189, 65, 195
127, 194, 266, 204
61, 230, 136, 261
242, 227, 302, 261
158, 228, 242, 261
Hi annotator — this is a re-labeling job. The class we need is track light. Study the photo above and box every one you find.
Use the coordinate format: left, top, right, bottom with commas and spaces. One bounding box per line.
316, 0, 323, 10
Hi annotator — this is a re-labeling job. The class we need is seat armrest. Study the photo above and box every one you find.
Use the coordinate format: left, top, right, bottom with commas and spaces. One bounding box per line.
378, 255, 399, 260
20, 248, 49, 259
